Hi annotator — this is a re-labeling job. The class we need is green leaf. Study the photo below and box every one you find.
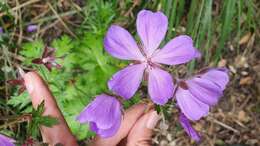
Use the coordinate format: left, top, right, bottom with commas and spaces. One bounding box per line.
33, 101, 45, 115
7, 92, 31, 112
28, 101, 59, 138
52, 35, 73, 57
20, 40, 44, 65
38, 115, 59, 127
214, 0, 236, 62
65, 116, 94, 140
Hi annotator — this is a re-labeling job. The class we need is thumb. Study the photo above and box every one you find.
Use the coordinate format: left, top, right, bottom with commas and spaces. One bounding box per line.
126, 110, 160, 146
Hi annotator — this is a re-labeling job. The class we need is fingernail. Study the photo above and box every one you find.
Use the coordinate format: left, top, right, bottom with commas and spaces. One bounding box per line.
17, 67, 25, 77
146, 111, 160, 129
26, 83, 34, 94
24, 75, 34, 94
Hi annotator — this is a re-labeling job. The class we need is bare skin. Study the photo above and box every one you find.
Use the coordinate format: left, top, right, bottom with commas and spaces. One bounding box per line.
23, 71, 160, 146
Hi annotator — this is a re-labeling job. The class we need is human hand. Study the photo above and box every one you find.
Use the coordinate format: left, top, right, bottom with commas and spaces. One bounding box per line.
23, 71, 160, 146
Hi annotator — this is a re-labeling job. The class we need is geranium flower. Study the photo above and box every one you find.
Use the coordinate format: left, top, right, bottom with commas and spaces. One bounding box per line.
0, 134, 15, 146
76, 94, 122, 138
176, 68, 229, 121
179, 113, 200, 142
104, 10, 200, 105
32, 46, 61, 71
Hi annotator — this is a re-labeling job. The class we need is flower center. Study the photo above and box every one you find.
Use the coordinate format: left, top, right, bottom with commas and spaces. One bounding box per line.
179, 81, 189, 90
147, 58, 153, 66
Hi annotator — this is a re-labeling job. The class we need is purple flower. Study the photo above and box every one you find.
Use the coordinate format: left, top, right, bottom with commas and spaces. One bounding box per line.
76, 94, 122, 138
176, 68, 229, 121
179, 113, 200, 142
26, 25, 38, 32
32, 46, 62, 71
0, 134, 15, 146
104, 10, 199, 105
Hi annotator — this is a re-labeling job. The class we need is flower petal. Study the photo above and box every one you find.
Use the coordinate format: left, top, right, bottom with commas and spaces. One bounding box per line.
89, 122, 99, 133
179, 113, 201, 142
176, 88, 209, 121
187, 77, 223, 106
42, 47, 55, 58
27, 25, 38, 32
199, 68, 229, 90
148, 67, 174, 105
151, 35, 200, 65
76, 94, 121, 129
94, 116, 121, 138
108, 64, 146, 99
0, 134, 15, 146
104, 25, 144, 60
136, 10, 168, 57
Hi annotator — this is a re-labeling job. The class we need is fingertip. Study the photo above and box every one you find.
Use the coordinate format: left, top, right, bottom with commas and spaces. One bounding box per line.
127, 110, 161, 146
23, 71, 39, 80
23, 71, 48, 107
23, 71, 39, 94
124, 103, 147, 116
146, 111, 160, 129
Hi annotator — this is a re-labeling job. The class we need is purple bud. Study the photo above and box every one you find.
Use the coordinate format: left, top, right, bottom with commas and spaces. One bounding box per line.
179, 113, 201, 142
76, 94, 122, 138
32, 47, 62, 71
27, 25, 38, 32
0, 134, 15, 146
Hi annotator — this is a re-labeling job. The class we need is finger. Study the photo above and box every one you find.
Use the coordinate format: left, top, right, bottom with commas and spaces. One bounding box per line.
126, 110, 160, 146
23, 71, 78, 146
91, 104, 147, 146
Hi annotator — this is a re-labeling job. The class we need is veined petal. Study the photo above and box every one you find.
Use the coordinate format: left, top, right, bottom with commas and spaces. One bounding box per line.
179, 113, 201, 142
176, 87, 209, 121
199, 68, 229, 90
108, 64, 146, 99
76, 95, 106, 123
0, 134, 15, 146
187, 77, 223, 106
148, 67, 174, 105
151, 35, 200, 65
76, 94, 121, 129
104, 25, 144, 60
89, 122, 99, 133
137, 10, 168, 57
94, 116, 121, 138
